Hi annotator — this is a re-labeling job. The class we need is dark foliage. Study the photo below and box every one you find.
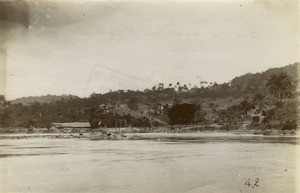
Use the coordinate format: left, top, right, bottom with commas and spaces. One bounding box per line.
281, 120, 297, 130
168, 103, 197, 125
89, 117, 99, 129
0, 63, 298, 129
266, 72, 294, 100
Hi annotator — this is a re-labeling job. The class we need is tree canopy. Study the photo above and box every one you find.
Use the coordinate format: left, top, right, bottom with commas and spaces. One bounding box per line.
266, 72, 294, 100
167, 103, 197, 125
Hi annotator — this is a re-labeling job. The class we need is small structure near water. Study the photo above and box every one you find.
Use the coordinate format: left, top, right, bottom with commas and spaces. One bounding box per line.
49, 122, 91, 133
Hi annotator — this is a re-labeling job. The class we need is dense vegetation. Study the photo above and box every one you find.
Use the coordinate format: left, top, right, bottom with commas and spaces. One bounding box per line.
0, 63, 298, 131
168, 104, 198, 125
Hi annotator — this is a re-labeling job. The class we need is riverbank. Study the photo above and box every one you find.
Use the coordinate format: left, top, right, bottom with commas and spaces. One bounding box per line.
0, 130, 299, 144
1, 123, 298, 137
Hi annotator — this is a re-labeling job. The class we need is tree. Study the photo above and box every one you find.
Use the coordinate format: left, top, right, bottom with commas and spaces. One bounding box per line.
0, 95, 5, 107
183, 84, 188, 91
218, 106, 240, 125
167, 103, 197, 125
266, 73, 294, 100
238, 99, 254, 117
158, 83, 164, 90
152, 86, 156, 91
89, 117, 100, 129
0, 95, 10, 127
127, 97, 138, 110
251, 93, 267, 110
174, 94, 181, 104
194, 103, 206, 123
178, 86, 183, 92
0, 95, 10, 108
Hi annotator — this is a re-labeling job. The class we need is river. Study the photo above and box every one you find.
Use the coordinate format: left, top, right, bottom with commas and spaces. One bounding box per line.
0, 133, 299, 193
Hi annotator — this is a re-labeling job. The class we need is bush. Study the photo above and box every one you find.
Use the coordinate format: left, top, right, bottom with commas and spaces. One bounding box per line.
281, 120, 297, 130
219, 125, 239, 130
263, 130, 272, 135
168, 103, 197, 125
262, 114, 272, 124
252, 116, 260, 124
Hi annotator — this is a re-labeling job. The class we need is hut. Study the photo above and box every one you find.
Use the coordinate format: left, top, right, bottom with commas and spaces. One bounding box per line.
49, 122, 91, 133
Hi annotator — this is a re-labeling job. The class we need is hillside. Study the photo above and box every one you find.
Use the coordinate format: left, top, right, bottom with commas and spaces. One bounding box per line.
10, 94, 78, 105
231, 63, 299, 92
1, 63, 299, 130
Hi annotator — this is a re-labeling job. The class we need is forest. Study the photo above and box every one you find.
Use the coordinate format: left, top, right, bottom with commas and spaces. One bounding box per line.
0, 63, 298, 132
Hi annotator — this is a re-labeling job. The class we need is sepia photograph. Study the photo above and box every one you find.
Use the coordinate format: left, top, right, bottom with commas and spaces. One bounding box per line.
0, 0, 299, 192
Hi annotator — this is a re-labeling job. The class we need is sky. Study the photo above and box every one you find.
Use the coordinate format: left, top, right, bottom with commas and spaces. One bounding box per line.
1, 0, 299, 100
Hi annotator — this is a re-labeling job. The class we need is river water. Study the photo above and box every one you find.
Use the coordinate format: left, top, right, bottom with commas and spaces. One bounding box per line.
0, 133, 299, 193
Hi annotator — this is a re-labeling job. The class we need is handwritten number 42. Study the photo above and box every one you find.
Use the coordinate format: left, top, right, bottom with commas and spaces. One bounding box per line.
245, 178, 259, 188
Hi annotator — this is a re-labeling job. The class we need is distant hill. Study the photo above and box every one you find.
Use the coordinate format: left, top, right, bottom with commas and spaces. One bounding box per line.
230, 63, 299, 92
10, 94, 78, 105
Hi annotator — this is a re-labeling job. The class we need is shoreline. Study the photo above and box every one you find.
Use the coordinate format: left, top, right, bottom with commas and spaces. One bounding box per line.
0, 130, 298, 141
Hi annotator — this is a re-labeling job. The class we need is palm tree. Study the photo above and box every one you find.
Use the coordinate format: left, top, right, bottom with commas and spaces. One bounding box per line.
238, 99, 254, 117
266, 72, 294, 100
183, 84, 188, 91
251, 93, 268, 110
158, 83, 164, 90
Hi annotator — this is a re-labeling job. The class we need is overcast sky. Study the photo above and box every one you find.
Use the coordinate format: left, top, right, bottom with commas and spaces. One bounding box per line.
1, 0, 299, 100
